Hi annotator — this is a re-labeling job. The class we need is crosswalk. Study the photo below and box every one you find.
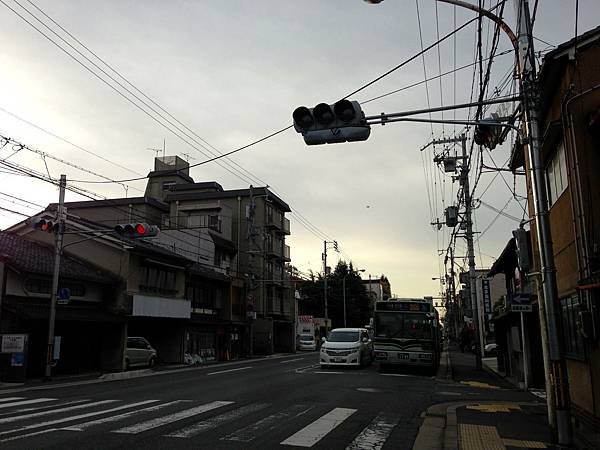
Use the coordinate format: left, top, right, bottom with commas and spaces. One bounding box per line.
0, 395, 403, 448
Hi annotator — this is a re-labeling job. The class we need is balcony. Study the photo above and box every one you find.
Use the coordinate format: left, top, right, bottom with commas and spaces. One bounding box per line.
282, 244, 290, 262
265, 212, 283, 231
276, 217, 290, 235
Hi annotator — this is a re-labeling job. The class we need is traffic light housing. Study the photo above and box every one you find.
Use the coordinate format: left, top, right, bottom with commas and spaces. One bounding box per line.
114, 223, 159, 238
292, 99, 371, 145
473, 114, 504, 150
32, 217, 59, 233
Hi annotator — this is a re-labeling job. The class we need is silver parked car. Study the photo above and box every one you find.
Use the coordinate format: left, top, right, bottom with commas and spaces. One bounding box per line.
320, 328, 374, 368
125, 337, 157, 370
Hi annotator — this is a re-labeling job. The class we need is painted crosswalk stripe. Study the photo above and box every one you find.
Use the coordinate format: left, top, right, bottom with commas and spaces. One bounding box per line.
0, 400, 158, 437
0, 398, 57, 409
345, 413, 399, 450
112, 400, 234, 434
167, 403, 268, 438
0, 397, 24, 403
224, 404, 315, 442
281, 407, 357, 447
0, 399, 114, 424
62, 400, 188, 431
0, 399, 90, 417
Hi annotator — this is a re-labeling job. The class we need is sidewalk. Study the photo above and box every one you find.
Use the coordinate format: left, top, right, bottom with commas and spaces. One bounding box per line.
415, 345, 558, 450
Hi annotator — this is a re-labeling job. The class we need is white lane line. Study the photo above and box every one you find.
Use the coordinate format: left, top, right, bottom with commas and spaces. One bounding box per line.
112, 400, 234, 434
0, 398, 57, 409
280, 407, 357, 447
62, 400, 188, 431
0, 400, 158, 437
345, 413, 399, 450
167, 403, 268, 438
0, 399, 114, 424
206, 367, 252, 376
280, 358, 305, 364
0, 397, 24, 403
380, 373, 414, 378
314, 371, 345, 374
223, 404, 314, 443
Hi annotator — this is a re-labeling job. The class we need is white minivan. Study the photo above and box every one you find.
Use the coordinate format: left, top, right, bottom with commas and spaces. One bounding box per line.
320, 328, 374, 368
125, 337, 157, 370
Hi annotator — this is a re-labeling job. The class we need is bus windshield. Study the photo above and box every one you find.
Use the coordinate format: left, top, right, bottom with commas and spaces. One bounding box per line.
375, 313, 432, 340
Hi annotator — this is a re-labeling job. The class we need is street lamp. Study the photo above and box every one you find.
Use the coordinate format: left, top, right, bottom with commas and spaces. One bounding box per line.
362, 1, 572, 445
343, 269, 365, 327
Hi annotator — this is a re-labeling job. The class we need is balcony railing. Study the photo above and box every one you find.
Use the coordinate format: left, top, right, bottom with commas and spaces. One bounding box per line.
277, 217, 290, 235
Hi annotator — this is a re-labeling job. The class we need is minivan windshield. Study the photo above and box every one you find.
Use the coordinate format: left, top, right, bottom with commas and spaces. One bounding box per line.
299, 335, 313, 341
327, 330, 359, 342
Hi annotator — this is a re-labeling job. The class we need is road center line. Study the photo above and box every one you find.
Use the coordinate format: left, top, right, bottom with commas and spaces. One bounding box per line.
280, 358, 305, 364
207, 366, 252, 376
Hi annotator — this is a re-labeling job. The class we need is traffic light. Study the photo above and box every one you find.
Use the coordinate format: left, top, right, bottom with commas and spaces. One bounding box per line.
114, 223, 159, 238
292, 99, 371, 145
32, 217, 59, 233
473, 114, 504, 150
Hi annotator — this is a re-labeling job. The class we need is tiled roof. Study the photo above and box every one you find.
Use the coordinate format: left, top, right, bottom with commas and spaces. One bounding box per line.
0, 231, 117, 284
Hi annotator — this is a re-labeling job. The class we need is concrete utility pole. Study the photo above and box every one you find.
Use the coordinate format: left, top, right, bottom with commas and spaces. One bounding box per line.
514, 0, 572, 444
323, 240, 328, 333
45, 174, 66, 379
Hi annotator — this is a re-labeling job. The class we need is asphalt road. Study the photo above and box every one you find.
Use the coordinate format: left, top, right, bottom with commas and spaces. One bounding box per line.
0, 352, 511, 449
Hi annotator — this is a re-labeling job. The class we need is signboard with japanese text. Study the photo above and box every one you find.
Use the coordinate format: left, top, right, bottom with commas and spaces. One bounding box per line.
1, 334, 27, 353
482, 279, 492, 313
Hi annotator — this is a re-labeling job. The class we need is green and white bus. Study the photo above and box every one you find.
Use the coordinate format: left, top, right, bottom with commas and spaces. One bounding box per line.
373, 298, 441, 371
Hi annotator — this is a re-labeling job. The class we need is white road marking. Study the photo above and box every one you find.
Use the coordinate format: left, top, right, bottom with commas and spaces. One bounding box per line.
0, 399, 90, 416
280, 407, 357, 447
62, 400, 188, 431
0, 427, 58, 444
112, 400, 233, 434
345, 412, 399, 450
206, 366, 252, 376
223, 404, 314, 442
314, 371, 345, 374
167, 403, 268, 438
0, 399, 114, 424
380, 373, 414, 377
0, 397, 23, 403
0, 400, 158, 436
280, 358, 305, 364
0, 398, 56, 409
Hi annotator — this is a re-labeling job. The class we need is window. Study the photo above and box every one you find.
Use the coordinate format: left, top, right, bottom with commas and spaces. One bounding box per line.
561, 295, 585, 359
139, 264, 177, 296
25, 278, 86, 297
546, 141, 568, 207
186, 281, 218, 310
162, 181, 176, 191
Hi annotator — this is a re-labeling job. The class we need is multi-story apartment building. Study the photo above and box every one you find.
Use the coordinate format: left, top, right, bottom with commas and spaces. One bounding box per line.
146, 156, 294, 355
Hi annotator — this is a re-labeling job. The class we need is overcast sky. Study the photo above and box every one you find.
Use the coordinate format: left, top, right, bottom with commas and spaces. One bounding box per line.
1, 0, 598, 297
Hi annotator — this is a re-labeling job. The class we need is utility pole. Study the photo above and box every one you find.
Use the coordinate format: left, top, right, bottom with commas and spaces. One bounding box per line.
515, 0, 572, 444
460, 136, 483, 370
322, 241, 328, 333
45, 174, 66, 379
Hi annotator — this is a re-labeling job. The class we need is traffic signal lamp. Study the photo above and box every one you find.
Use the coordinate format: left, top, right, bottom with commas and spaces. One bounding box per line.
32, 217, 59, 233
292, 99, 371, 145
473, 114, 504, 150
114, 223, 159, 238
